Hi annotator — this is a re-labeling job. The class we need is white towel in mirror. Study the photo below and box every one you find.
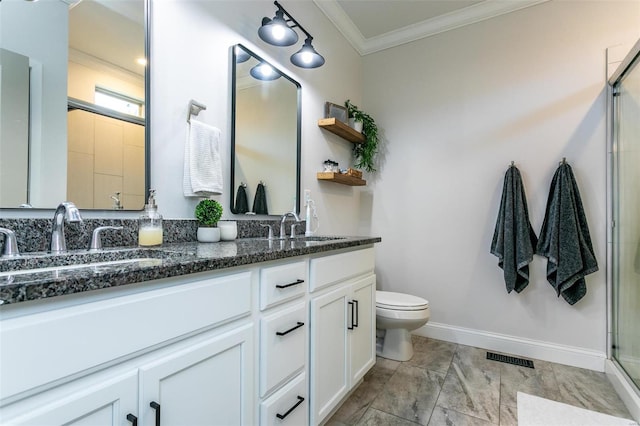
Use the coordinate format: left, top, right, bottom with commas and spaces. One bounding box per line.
183, 119, 223, 197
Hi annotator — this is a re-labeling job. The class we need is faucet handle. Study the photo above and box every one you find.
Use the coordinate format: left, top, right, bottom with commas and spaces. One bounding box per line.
89, 226, 124, 251
0, 228, 19, 257
260, 224, 274, 240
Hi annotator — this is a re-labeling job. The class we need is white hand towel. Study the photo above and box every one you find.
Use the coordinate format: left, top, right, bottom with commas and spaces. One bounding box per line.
183, 119, 223, 197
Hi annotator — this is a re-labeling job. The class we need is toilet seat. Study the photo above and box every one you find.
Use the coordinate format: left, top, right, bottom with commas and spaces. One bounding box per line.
376, 291, 429, 311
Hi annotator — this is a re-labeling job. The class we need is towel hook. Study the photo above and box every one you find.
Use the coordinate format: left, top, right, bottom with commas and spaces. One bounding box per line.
510, 161, 515, 167
187, 99, 207, 123
559, 157, 567, 165
259, 180, 266, 186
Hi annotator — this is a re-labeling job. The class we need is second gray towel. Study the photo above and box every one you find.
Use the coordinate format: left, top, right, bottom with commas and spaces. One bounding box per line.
536, 163, 598, 305
491, 165, 538, 293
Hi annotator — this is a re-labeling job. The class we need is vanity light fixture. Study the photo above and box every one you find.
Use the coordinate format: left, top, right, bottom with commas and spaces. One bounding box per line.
250, 62, 281, 81
235, 46, 251, 63
258, 1, 325, 69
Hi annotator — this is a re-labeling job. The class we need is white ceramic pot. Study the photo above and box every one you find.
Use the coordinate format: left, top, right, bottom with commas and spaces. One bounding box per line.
219, 221, 238, 241
349, 118, 363, 133
197, 227, 220, 243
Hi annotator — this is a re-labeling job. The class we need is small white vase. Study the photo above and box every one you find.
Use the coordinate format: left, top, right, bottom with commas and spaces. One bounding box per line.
349, 118, 363, 133
197, 227, 220, 243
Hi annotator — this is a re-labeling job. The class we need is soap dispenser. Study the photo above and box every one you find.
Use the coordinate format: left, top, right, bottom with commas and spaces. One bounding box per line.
138, 189, 163, 246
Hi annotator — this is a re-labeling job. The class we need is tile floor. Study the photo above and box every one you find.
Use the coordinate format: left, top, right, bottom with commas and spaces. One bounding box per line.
326, 336, 635, 425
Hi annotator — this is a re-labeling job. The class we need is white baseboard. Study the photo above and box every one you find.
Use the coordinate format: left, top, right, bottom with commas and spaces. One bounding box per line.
606, 359, 640, 423
413, 322, 606, 372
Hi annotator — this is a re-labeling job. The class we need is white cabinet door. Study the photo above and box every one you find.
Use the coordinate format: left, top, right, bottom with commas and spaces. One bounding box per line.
139, 324, 254, 426
350, 274, 376, 385
5, 371, 138, 426
309, 285, 350, 425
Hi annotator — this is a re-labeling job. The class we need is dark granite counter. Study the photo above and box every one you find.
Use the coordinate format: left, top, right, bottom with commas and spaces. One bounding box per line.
0, 236, 381, 305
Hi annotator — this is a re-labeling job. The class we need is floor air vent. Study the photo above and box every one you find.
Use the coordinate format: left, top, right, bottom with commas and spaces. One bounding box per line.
486, 352, 534, 368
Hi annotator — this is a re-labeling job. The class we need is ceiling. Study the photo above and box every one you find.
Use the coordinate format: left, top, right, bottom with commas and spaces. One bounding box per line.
313, 0, 549, 55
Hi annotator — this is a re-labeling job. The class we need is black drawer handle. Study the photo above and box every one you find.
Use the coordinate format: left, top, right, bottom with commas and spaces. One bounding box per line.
150, 401, 160, 426
276, 321, 304, 336
353, 299, 359, 328
126, 413, 138, 426
276, 395, 305, 420
276, 279, 304, 289
347, 301, 354, 330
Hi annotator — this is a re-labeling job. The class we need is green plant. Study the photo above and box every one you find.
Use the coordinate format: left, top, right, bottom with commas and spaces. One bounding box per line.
195, 199, 223, 227
345, 100, 379, 173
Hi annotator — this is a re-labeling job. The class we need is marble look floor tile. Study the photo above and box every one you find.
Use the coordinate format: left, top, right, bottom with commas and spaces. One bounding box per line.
356, 408, 421, 426
370, 363, 445, 425
436, 356, 501, 423
408, 336, 457, 374
330, 357, 401, 424
427, 406, 494, 426
499, 404, 517, 426
500, 363, 560, 407
552, 363, 633, 419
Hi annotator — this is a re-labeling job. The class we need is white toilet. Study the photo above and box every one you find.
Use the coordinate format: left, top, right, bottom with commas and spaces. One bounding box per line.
376, 291, 430, 362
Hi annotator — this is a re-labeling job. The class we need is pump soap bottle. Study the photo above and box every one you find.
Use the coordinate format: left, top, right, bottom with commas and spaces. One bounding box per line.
138, 189, 163, 246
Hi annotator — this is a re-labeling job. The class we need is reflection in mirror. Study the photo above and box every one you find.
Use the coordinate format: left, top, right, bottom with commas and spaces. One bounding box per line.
0, 0, 148, 210
231, 44, 301, 216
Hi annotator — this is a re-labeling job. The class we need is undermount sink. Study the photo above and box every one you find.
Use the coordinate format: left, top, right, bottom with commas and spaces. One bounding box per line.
0, 257, 162, 278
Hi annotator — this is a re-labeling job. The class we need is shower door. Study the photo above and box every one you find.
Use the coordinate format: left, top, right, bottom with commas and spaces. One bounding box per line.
611, 41, 640, 391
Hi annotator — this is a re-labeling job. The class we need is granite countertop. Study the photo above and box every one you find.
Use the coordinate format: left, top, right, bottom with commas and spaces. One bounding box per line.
0, 236, 381, 305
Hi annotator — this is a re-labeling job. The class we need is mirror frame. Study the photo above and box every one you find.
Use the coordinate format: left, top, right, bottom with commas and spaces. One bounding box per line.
0, 0, 150, 212
230, 44, 301, 216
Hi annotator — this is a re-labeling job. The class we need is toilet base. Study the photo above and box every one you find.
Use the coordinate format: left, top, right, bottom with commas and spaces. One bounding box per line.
377, 328, 414, 362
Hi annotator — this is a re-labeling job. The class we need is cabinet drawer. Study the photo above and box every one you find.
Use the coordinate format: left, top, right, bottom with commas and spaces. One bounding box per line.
260, 303, 307, 397
259, 260, 307, 310
309, 248, 374, 292
0, 272, 251, 400
260, 373, 307, 426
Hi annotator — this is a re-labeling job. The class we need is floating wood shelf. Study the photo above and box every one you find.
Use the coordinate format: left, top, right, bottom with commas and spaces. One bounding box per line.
317, 172, 366, 186
318, 118, 365, 144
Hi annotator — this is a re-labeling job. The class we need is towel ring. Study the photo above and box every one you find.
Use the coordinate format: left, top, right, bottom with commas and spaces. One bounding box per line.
187, 99, 207, 123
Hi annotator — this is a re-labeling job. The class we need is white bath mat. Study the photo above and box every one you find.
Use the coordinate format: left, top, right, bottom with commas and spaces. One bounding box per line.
517, 392, 638, 426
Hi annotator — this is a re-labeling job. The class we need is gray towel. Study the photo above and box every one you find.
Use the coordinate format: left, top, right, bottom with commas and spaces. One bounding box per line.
252, 183, 268, 215
536, 163, 598, 305
490, 165, 538, 293
233, 185, 249, 214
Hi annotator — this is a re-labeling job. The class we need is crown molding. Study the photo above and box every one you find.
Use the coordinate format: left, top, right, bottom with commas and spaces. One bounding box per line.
313, 0, 550, 56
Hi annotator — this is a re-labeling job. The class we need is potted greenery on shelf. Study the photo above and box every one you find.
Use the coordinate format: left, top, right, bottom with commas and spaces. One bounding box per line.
345, 99, 379, 173
195, 199, 223, 242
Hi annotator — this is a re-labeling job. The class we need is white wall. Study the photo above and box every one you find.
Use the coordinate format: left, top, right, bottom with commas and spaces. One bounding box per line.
150, 0, 364, 233
363, 0, 640, 359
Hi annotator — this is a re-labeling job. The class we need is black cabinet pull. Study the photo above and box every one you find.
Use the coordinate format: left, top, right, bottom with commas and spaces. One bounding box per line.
347, 301, 354, 330
276, 279, 304, 289
353, 299, 359, 328
276, 396, 305, 420
126, 413, 138, 426
150, 401, 160, 426
276, 321, 304, 336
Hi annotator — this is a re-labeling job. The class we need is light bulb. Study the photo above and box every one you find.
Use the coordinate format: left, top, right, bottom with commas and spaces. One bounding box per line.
271, 25, 286, 41
259, 64, 274, 77
301, 51, 313, 64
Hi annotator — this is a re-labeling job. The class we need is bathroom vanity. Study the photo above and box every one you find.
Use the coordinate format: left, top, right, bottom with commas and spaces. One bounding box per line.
0, 236, 380, 426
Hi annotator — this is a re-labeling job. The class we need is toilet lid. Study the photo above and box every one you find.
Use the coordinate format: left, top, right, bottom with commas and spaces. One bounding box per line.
376, 291, 429, 311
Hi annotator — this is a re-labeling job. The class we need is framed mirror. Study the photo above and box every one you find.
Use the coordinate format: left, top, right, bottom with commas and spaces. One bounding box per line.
230, 44, 301, 216
0, 0, 149, 211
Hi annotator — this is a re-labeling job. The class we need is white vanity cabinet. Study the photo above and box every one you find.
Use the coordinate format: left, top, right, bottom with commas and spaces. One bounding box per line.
0, 244, 377, 426
309, 248, 376, 425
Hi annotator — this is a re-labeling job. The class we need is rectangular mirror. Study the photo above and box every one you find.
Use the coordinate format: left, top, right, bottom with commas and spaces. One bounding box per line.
0, 0, 149, 210
230, 44, 301, 216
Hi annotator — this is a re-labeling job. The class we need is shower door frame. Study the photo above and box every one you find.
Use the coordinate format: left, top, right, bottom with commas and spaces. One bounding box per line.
607, 38, 640, 399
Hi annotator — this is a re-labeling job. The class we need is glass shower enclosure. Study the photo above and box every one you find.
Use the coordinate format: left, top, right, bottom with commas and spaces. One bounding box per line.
610, 39, 640, 393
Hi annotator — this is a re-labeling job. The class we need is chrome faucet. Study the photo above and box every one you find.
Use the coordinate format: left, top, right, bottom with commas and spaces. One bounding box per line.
110, 192, 123, 210
280, 211, 301, 239
50, 202, 83, 253
0, 228, 20, 257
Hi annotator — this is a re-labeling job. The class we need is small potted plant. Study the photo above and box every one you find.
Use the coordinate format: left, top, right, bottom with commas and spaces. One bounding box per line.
345, 100, 379, 173
195, 199, 223, 242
